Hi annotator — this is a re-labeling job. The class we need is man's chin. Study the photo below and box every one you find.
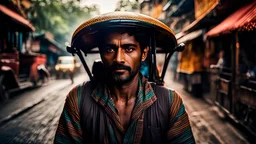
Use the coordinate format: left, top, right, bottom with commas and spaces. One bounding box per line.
112, 75, 130, 84
107, 71, 138, 85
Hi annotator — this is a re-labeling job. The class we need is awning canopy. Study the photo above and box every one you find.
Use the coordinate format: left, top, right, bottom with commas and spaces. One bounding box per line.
0, 4, 35, 31
175, 32, 185, 39
34, 33, 65, 54
41, 33, 62, 49
177, 29, 203, 43
182, 1, 218, 32
206, 1, 256, 37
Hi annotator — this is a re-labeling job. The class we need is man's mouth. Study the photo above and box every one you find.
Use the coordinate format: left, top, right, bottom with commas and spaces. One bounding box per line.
113, 69, 127, 73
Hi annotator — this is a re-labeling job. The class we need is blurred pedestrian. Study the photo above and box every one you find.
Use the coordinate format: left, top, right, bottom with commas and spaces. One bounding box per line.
37, 64, 50, 84
55, 12, 195, 144
210, 50, 225, 69
69, 71, 74, 84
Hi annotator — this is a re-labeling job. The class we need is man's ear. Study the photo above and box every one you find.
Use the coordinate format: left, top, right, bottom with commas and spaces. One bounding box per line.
142, 46, 149, 62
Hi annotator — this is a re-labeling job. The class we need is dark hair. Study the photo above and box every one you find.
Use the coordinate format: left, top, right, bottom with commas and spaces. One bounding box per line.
97, 27, 149, 51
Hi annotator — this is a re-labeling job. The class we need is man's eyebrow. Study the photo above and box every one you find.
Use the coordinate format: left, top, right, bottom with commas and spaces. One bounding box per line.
103, 43, 138, 48
121, 44, 138, 47
102, 44, 117, 47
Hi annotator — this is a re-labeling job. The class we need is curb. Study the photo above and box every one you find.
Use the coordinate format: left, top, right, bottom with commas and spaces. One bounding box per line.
0, 82, 71, 126
0, 98, 46, 126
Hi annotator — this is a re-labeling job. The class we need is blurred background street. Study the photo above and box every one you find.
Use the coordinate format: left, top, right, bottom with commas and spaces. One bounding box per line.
1, 0, 256, 143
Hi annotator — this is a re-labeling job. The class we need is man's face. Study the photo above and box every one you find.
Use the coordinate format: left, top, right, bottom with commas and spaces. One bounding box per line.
100, 32, 148, 84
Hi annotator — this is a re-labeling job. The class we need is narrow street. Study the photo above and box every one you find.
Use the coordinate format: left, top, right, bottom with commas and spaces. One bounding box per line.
0, 70, 250, 144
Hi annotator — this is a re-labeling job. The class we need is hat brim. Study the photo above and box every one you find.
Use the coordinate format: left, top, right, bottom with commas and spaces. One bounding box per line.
71, 12, 177, 54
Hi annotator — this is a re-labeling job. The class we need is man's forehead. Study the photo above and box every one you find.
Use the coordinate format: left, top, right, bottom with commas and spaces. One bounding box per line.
102, 31, 137, 43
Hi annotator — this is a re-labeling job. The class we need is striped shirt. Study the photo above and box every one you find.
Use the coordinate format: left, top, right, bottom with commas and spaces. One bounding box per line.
55, 76, 195, 143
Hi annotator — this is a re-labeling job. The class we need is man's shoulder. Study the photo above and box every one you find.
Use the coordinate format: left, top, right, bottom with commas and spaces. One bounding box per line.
65, 81, 98, 107
66, 81, 92, 97
152, 84, 183, 105
168, 89, 184, 107
145, 80, 180, 96
149, 83, 174, 94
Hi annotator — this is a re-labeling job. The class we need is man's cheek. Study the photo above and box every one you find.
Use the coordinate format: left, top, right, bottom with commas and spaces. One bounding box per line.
103, 64, 112, 73
101, 59, 110, 67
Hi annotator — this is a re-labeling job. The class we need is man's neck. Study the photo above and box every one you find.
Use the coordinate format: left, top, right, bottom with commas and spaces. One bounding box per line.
110, 74, 140, 102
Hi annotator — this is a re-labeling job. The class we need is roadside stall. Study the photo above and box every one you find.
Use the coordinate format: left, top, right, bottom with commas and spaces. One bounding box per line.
0, 4, 48, 101
176, 29, 205, 97
205, 0, 256, 135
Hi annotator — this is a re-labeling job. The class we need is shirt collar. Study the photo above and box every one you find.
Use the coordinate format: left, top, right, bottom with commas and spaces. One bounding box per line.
91, 74, 157, 109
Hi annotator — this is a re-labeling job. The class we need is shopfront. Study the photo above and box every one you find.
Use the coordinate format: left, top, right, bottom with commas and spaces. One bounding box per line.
206, 0, 256, 135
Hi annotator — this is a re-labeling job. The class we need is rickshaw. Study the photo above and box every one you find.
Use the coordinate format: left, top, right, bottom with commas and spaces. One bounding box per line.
65, 12, 185, 85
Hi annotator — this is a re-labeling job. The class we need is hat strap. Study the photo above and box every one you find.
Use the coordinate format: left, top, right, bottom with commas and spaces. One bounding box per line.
66, 46, 93, 80
160, 43, 185, 81
148, 32, 158, 83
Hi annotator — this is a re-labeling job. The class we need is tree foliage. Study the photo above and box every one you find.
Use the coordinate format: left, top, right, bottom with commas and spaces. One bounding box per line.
116, 0, 140, 12
30, 0, 99, 45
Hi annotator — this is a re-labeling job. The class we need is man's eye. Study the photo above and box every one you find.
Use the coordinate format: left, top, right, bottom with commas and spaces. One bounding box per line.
126, 47, 134, 52
106, 48, 115, 53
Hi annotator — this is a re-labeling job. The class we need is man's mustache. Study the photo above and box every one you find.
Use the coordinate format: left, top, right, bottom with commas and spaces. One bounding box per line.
110, 63, 131, 71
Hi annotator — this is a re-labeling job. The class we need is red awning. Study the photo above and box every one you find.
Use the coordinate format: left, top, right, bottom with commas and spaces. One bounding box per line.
206, 1, 256, 37
0, 4, 35, 31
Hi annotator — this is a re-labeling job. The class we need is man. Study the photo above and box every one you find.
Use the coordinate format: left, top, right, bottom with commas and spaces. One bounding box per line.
55, 12, 195, 144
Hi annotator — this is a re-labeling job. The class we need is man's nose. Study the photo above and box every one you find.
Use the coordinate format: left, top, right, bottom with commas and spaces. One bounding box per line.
115, 48, 125, 63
